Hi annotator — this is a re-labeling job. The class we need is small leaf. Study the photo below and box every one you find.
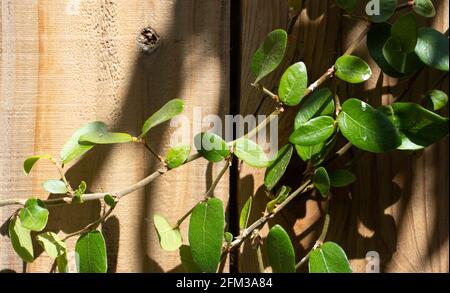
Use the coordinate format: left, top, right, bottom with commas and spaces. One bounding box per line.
61, 121, 106, 164
422, 90, 448, 111
23, 154, 53, 175
294, 88, 335, 129
415, 27, 449, 72
36, 232, 66, 258
264, 145, 293, 190
194, 132, 230, 163
378, 102, 449, 150
9, 217, 34, 263
337, 99, 401, 153
234, 138, 269, 168
239, 196, 253, 230
19, 198, 49, 232
179, 245, 202, 273
391, 13, 417, 53
309, 242, 352, 273
165, 144, 191, 169
42, 179, 68, 194
266, 225, 296, 273
188, 198, 224, 273
74, 181, 87, 203
295, 143, 326, 162
335, 55, 372, 84
278, 62, 308, 106
413, 0, 436, 17
153, 214, 182, 252
266, 186, 291, 213
335, 0, 359, 12
329, 169, 356, 187
313, 167, 330, 197
251, 29, 288, 83
75, 230, 107, 273
79, 127, 133, 145
289, 116, 335, 146
140, 99, 185, 137
367, 23, 404, 78
224, 232, 233, 244
367, 0, 397, 23
104, 194, 117, 207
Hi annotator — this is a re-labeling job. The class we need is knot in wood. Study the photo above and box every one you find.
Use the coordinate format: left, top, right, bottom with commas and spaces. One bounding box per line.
137, 26, 161, 55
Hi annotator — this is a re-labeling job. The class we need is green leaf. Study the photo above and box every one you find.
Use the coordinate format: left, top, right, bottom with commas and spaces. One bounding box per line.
289, 116, 335, 146
278, 62, 308, 106
309, 242, 352, 273
335, 55, 372, 84
239, 196, 253, 230
391, 13, 418, 53
179, 245, 202, 273
251, 29, 288, 83
103, 194, 117, 207
42, 179, 68, 194
367, 0, 397, 23
57, 253, 69, 273
9, 217, 34, 263
153, 214, 182, 252
266, 186, 291, 213
264, 145, 293, 190
413, 0, 436, 17
313, 167, 330, 197
415, 27, 449, 72
194, 132, 230, 163
422, 90, 448, 111
36, 232, 66, 258
23, 154, 53, 175
294, 88, 335, 129
378, 102, 449, 150
224, 232, 233, 244
266, 225, 296, 273
295, 143, 326, 162
336, 0, 359, 12
188, 198, 224, 273
383, 37, 424, 73
165, 144, 191, 169
75, 230, 107, 273
74, 181, 87, 203
140, 99, 185, 137
79, 127, 133, 145
329, 169, 356, 187
337, 99, 401, 153
234, 138, 269, 168
19, 198, 49, 232
61, 121, 106, 164
367, 23, 405, 78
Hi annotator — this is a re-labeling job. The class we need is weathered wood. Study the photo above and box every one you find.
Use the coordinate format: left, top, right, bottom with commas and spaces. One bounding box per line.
238, 0, 448, 273
0, 0, 229, 272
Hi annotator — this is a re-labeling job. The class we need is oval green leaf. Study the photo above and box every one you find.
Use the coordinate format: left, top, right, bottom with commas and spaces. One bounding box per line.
104, 194, 117, 207
75, 230, 107, 273
391, 13, 417, 53
309, 242, 352, 273
266, 225, 296, 273
266, 185, 291, 213
367, 0, 397, 23
165, 144, 191, 169
313, 167, 330, 197
153, 214, 182, 252
36, 232, 67, 258
234, 138, 269, 168
289, 116, 335, 146
140, 99, 185, 137
264, 145, 293, 190
194, 132, 230, 163
19, 198, 49, 232
415, 27, 449, 72
294, 88, 335, 129
9, 217, 34, 263
188, 198, 225, 273
251, 29, 288, 83
335, 55, 372, 84
278, 62, 308, 106
422, 89, 448, 111
337, 99, 401, 153
79, 129, 133, 145
179, 245, 202, 273
329, 169, 356, 187
413, 0, 436, 17
23, 154, 53, 175
224, 232, 233, 244
239, 196, 253, 230
382, 37, 424, 73
42, 179, 68, 194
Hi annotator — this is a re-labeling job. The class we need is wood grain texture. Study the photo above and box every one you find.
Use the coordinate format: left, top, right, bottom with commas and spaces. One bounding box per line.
238, 0, 448, 273
1, 0, 229, 272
